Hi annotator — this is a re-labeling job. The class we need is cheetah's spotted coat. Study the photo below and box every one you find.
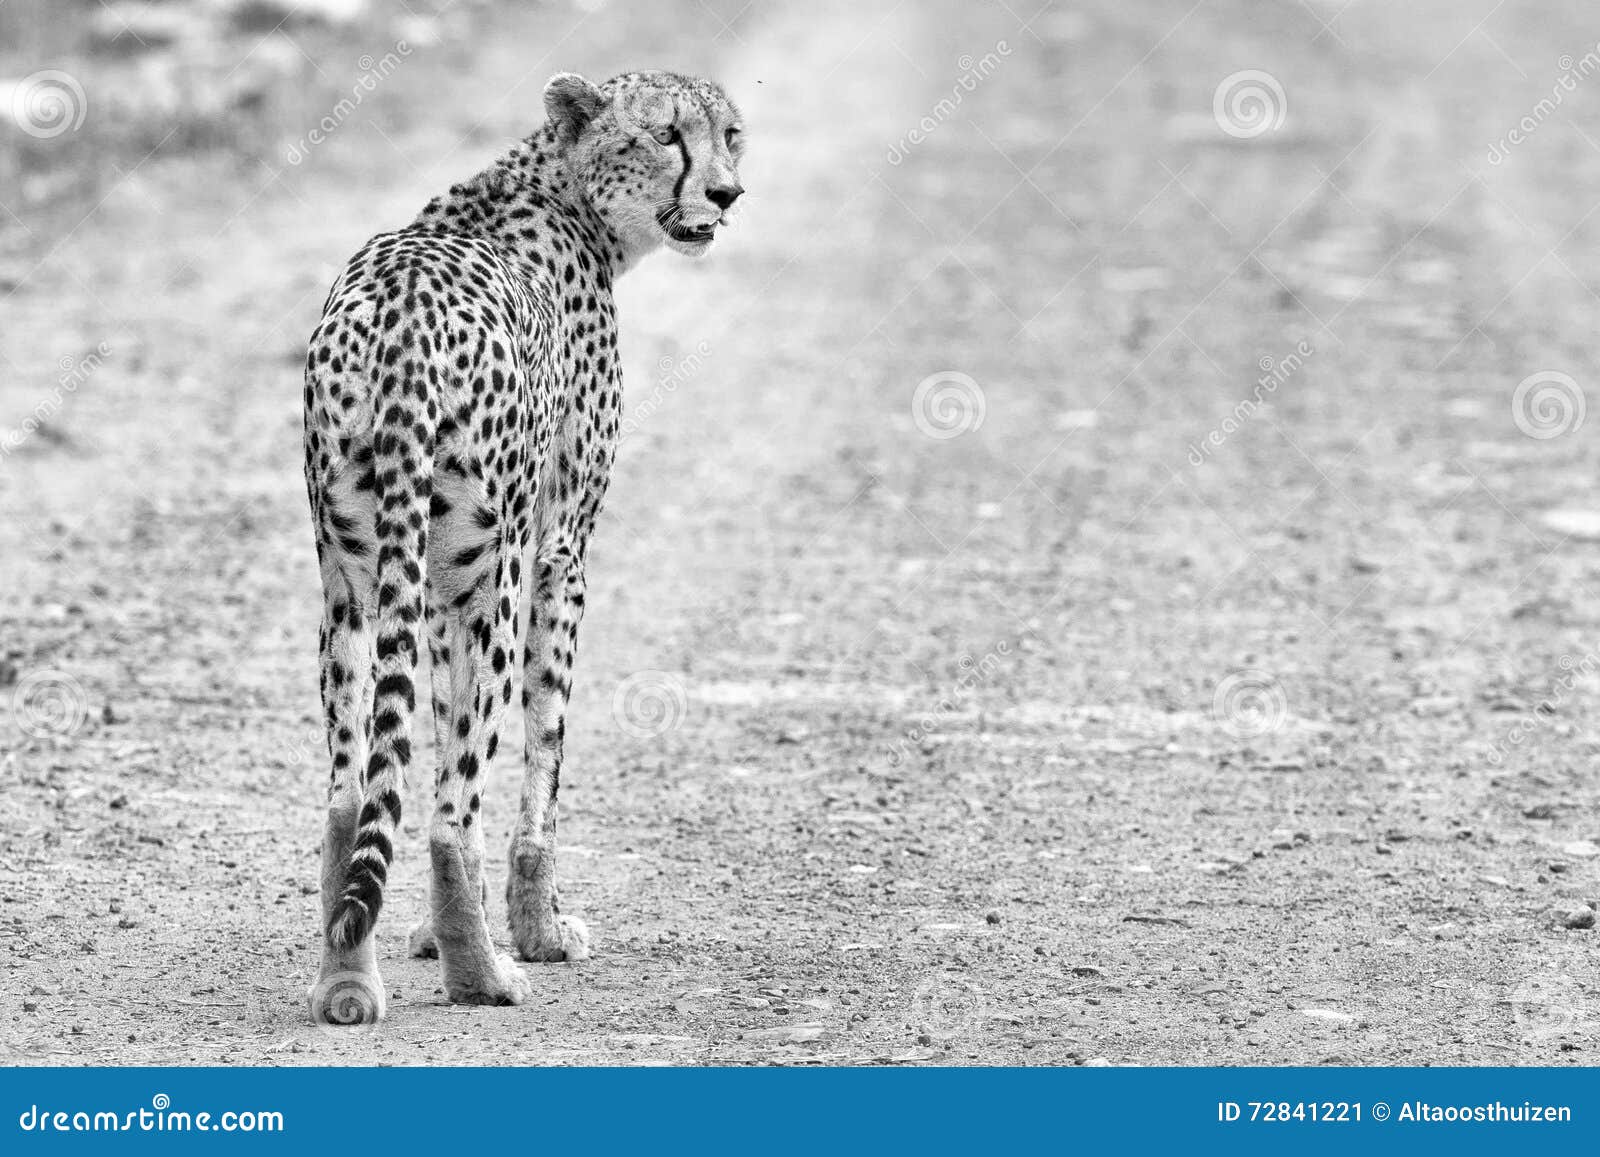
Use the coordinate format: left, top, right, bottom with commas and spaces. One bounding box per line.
302, 71, 744, 1018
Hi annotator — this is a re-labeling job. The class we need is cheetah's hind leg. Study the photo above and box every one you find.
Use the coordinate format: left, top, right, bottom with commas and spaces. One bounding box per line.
408, 876, 486, 959
308, 576, 387, 1026
407, 608, 482, 961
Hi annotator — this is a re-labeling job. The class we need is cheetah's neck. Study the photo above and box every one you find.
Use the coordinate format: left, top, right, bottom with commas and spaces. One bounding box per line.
413, 123, 637, 285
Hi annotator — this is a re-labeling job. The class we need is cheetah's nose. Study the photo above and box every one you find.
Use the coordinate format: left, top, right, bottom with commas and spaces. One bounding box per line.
706, 184, 744, 210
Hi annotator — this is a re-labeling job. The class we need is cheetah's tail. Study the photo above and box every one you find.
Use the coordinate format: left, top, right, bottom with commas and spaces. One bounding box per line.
328, 396, 434, 951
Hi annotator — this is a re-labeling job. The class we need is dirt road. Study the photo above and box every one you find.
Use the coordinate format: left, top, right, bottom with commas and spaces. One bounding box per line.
3, 0, 1598, 1065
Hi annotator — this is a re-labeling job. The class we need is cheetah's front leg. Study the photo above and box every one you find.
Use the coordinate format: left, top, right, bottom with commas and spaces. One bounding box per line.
508, 551, 592, 962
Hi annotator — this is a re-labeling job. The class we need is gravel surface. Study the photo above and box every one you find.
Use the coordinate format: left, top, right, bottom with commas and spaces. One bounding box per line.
2, 0, 1598, 1065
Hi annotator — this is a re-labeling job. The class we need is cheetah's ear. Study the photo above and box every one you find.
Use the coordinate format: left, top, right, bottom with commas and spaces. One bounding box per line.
544, 73, 606, 147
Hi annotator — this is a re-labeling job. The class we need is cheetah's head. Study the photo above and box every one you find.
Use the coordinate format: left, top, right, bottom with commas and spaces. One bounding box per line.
544, 70, 745, 258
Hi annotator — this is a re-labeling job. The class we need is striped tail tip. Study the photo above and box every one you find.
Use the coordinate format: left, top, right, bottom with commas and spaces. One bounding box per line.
327, 894, 377, 951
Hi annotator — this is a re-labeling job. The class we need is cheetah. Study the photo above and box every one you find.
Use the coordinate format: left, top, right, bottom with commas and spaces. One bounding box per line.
302, 70, 744, 1021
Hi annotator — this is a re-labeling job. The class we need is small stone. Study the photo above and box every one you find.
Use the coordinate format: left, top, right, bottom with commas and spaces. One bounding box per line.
22, 1000, 37, 1012
1053, 409, 1100, 430
398, 15, 442, 47
985, 911, 1001, 925
1085, 1056, 1113, 1067
1562, 907, 1596, 930
1541, 509, 1600, 540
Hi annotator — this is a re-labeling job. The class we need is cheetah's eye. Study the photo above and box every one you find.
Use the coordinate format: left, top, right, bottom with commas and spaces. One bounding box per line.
652, 125, 679, 146
725, 127, 741, 148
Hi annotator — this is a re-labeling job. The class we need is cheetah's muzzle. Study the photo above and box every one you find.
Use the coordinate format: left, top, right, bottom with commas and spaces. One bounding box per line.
656, 209, 716, 244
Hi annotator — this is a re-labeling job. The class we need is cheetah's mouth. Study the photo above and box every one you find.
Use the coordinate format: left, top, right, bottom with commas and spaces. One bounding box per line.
656, 210, 716, 245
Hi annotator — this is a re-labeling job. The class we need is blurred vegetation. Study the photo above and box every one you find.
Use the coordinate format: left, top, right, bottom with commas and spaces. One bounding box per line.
0, 0, 479, 227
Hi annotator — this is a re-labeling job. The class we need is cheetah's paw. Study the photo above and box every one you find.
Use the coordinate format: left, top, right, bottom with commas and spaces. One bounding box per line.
407, 920, 438, 959
516, 914, 591, 963
444, 953, 532, 1006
